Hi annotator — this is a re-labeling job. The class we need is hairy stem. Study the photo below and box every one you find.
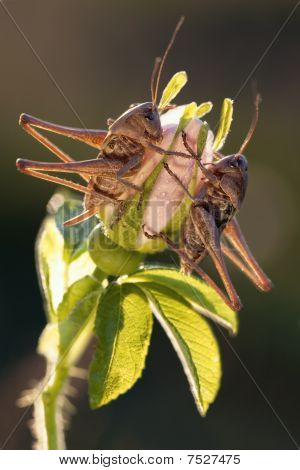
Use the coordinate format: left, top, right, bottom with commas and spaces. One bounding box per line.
41, 364, 69, 450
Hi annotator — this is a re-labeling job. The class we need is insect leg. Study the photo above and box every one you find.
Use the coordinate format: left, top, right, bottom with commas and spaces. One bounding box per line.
149, 136, 217, 184
221, 242, 264, 288
16, 165, 94, 196
16, 157, 122, 175
222, 218, 273, 291
16, 160, 119, 205
116, 155, 143, 192
109, 201, 127, 228
191, 207, 243, 311
148, 142, 195, 159
19, 114, 107, 182
20, 113, 107, 149
181, 131, 218, 185
150, 138, 218, 186
63, 207, 99, 227
220, 175, 244, 209
142, 226, 241, 311
162, 161, 200, 201
117, 153, 144, 212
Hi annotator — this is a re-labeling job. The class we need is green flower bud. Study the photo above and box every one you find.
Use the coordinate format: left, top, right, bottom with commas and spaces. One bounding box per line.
98, 104, 214, 253
88, 224, 144, 276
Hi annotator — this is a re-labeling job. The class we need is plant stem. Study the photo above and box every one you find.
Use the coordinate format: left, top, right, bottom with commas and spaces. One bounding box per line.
36, 311, 98, 449
42, 364, 69, 450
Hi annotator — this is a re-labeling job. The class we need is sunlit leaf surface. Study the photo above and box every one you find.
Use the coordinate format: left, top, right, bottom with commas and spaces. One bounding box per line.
196, 101, 213, 119
159, 71, 188, 110
89, 283, 153, 408
141, 283, 221, 416
124, 267, 238, 334
213, 98, 233, 151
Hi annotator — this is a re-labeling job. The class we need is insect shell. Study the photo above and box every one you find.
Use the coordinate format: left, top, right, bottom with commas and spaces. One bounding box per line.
183, 153, 248, 267
107, 103, 163, 145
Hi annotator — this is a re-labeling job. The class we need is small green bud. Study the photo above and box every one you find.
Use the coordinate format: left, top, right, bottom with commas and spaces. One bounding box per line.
88, 225, 144, 276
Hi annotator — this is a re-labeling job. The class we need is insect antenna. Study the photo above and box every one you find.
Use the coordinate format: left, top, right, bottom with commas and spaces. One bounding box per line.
152, 15, 185, 106
151, 57, 162, 105
237, 92, 261, 155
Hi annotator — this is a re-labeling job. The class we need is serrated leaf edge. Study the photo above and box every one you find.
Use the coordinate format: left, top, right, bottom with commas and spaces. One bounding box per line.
138, 285, 206, 416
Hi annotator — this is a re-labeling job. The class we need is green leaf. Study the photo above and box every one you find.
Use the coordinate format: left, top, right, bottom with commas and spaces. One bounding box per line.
196, 101, 213, 119
174, 102, 198, 138
66, 252, 98, 287
36, 217, 66, 320
58, 288, 100, 362
213, 98, 233, 151
158, 71, 188, 110
197, 122, 209, 155
57, 275, 100, 321
38, 275, 102, 366
54, 192, 98, 262
89, 283, 153, 408
36, 205, 96, 321
141, 283, 221, 416
123, 267, 238, 334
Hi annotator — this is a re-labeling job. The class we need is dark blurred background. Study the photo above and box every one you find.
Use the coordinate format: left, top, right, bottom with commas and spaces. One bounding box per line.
0, 0, 299, 450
